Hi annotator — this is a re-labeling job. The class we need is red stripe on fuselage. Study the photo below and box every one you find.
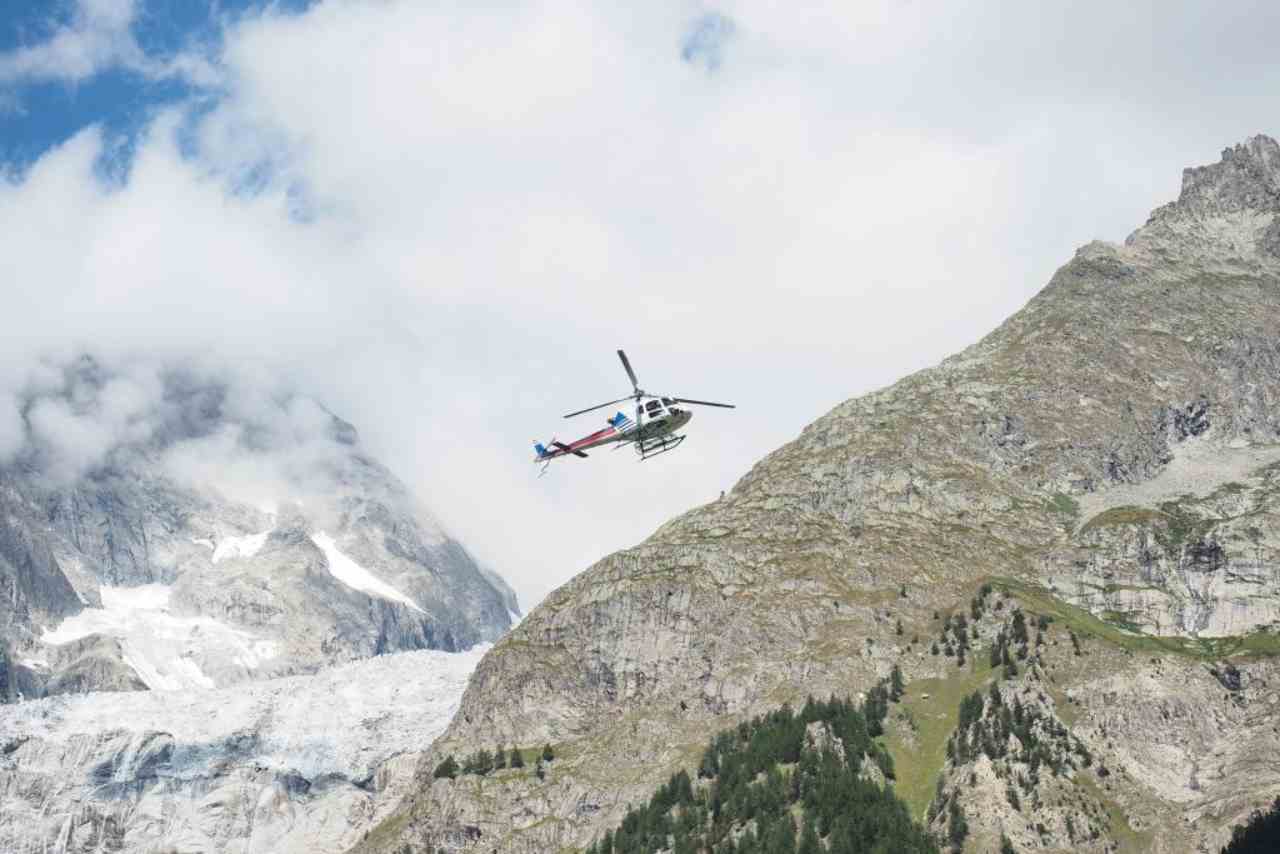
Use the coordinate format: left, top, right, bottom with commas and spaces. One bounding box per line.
543, 425, 623, 459
569, 425, 619, 450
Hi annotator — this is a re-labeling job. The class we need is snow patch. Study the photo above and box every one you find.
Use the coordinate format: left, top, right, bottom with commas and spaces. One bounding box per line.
41, 584, 278, 691
312, 531, 424, 612
212, 530, 270, 563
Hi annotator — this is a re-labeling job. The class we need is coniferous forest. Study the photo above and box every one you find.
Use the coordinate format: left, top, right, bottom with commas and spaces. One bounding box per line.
584, 681, 938, 854
1221, 797, 1280, 854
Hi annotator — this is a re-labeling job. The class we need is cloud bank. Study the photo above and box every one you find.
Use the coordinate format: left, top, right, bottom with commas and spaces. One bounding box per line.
3, 0, 1280, 607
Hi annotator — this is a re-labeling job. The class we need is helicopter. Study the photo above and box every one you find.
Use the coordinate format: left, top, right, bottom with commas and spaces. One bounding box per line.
533, 349, 735, 472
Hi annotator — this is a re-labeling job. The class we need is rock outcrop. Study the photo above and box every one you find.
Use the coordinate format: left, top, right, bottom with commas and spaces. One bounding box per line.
357, 137, 1280, 853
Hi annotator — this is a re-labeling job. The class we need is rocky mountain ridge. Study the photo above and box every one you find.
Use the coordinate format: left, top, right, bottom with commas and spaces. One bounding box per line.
357, 136, 1280, 853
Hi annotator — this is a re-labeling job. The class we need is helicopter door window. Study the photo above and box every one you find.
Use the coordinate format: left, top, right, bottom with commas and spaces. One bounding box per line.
646, 401, 662, 415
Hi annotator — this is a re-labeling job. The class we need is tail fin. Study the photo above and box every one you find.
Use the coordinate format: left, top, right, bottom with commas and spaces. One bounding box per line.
534, 441, 548, 458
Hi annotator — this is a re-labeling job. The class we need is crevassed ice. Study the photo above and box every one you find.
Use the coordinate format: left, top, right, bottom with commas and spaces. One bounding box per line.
0, 644, 490, 781
311, 531, 424, 612
41, 584, 278, 691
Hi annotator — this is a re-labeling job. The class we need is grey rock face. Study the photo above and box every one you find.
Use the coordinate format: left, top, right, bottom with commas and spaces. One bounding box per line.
0, 365, 516, 698
40, 634, 149, 696
356, 137, 1280, 853
1051, 456, 1280, 636
0, 491, 83, 628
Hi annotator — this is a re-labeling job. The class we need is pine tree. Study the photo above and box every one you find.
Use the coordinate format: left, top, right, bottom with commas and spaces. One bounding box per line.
798, 820, 821, 854
510, 746, 525, 768
494, 744, 507, 769
698, 743, 719, 779
1000, 833, 1016, 854
947, 798, 969, 851
764, 814, 796, 851
542, 743, 556, 762
1011, 610, 1028, 645
890, 664, 905, 701
1006, 783, 1021, 812
432, 755, 459, 780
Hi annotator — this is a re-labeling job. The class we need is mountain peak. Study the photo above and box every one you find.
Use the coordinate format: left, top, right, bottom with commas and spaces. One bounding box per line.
1127, 133, 1280, 260
1178, 133, 1280, 213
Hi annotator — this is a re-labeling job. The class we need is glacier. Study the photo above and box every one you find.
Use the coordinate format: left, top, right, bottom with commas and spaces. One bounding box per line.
0, 644, 490, 853
39, 584, 279, 690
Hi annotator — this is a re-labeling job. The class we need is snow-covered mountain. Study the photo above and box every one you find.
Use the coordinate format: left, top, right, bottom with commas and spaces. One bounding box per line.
0, 355, 518, 699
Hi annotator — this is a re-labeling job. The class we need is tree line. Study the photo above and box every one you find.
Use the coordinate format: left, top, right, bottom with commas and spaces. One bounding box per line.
433, 743, 556, 780
583, 679, 938, 854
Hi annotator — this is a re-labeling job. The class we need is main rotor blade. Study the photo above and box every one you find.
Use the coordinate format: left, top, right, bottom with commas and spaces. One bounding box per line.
564, 396, 633, 419
674, 398, 736, 409
617, 349, 640, 392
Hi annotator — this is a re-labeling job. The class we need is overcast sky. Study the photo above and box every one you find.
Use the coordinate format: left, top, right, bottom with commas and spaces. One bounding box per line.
2, 0, 1278, 609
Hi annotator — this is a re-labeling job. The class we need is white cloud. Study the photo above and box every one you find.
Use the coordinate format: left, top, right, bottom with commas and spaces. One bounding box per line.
0, 390, 22, 462
2, 0, 1279, 607
0, 0, 218, 90
27, 396, 116, 482
1, 0, 142, 84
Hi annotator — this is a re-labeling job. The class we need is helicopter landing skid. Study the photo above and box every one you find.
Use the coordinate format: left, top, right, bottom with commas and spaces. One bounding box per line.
635, 434, 685, 460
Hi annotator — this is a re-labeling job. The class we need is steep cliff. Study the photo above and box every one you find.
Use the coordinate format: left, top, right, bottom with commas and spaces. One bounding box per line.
359, 136, 1280, 853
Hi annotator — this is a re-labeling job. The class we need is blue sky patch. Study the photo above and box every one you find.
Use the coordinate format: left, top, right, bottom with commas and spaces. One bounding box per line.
0, 1, 315, 173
